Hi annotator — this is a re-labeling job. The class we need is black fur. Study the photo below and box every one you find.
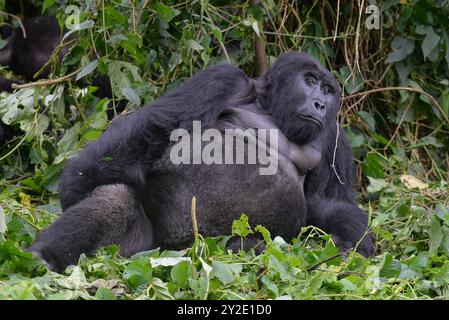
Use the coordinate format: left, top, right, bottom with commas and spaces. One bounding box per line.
58, 64, 255, 210
0, 16, 66, 80
30, 52, 374, 272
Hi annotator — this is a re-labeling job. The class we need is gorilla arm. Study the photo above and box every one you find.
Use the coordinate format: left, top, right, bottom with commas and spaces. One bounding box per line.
222, 103, 323, 176
304, 125, 375, 257
59, 64, 256, 210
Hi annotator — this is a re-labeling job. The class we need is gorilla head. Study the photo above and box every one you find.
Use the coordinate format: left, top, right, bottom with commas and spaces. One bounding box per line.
261, 52, 340, 145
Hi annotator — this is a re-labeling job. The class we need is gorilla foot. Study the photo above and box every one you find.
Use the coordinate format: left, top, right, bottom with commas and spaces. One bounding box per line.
29, 184, 154, 273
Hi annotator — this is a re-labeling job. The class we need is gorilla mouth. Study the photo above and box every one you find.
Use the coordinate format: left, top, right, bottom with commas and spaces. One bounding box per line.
296, 114, 323, 129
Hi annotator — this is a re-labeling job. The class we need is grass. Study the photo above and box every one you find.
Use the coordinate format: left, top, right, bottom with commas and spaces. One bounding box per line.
0, 175, 448, 300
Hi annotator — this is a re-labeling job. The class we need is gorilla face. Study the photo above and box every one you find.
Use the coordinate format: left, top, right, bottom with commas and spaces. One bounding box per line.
261, 52, 340, 145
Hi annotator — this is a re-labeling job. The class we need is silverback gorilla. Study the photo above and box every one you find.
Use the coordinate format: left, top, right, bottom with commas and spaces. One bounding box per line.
30, 52, 374, 272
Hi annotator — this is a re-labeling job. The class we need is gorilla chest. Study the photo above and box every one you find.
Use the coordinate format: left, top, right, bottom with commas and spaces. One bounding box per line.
146, 158, 305, 249
144, 109, 307, 248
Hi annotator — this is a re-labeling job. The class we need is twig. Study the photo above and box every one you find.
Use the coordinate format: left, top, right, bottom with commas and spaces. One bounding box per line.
333, 0, 340, 42
306, 248, 351, 271
331, 121, 345, 184
342, 86, 449, 125
191, 196, 199, 244
353, 0, 365, 75
11, 69, 80, 89
250, 0, 268, 77
383, 96, 414, 150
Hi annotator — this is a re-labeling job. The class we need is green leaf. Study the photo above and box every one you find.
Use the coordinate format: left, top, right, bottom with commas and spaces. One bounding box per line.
362, 153, 385, 179
76, 60, 98, 81
379, 254, 401, 278
0, 206, 6, 236
255, 225, 271, 244
123, 257, 152, 290
436, 204, 449, 226
62, 20, 95, 41
434, 263, 449, 283
150, 257, 190, 268
171, 260, 191, 288
429, 216, 443, 254
347, 132, 366, 149
156, 3, 180, 23
95, 288, 116, 300
186, 39, 204, 52
251, 21, 260, 37
421, 27, 440, 60
120, 87, 141, 106
386, 36, 415, 63
340, 66, 365, 94
211, 261, 242, 285
147, 278, 174, 300
261, 275, 279, 297
42, 0, 56, 13
232, 214, 254, 238
211, 26, 222, 42
367, 177, 388, 193
358, 111, 376, 132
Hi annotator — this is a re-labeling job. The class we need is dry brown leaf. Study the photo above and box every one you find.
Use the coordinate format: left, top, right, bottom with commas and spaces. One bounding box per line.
399, 174, 429, 190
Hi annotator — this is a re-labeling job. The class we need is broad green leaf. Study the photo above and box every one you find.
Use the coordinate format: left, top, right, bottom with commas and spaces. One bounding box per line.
211, 26, 222, 42
155, 3, 180, 23
186, 39, 204, 52
386, 36, 415, 63
255, 225, 271, 244
123, 257, 152, 290
0, 206, 6, 235
367, 177, 388, 193
171, 260, 191, 288
429, 216, 443, 254
121, 87, 141, 106
434, 263, 449, 283
42, 0, 56, 13
232, 214, 253, 238
261, 275, 279, 296
358, 111, 376, 132
211, 261, 242, 285
76, 60, 98, 81
147, 278, 174, 300
150, 257, 190, 268
421, 27, 440, 60
95, 288, 116, 300
379, 254, 401, 278
340, 66, 365, 94
62, 20, 95, 41
362, 153, 385, 179
252, 21, 260, 37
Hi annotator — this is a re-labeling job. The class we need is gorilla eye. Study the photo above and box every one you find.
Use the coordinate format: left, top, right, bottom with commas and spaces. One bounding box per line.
322, 85, 332, 94
305, 76, 316, 86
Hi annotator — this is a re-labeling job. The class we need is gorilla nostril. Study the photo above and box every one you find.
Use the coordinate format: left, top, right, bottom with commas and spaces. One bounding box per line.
314, 101, 324, 112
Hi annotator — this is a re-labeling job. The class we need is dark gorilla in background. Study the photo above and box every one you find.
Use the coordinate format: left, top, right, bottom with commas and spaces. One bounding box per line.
0, 16, 67, 144
30, 52, 374, 272
0, 16, 66, 81
0, 15, 125, 144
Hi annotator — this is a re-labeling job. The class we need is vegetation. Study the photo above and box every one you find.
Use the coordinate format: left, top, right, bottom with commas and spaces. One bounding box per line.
0, 0, 448, 300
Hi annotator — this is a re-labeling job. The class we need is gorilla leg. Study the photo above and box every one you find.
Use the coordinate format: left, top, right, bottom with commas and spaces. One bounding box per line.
305, 197, 374, 257
29, 184, 154, 272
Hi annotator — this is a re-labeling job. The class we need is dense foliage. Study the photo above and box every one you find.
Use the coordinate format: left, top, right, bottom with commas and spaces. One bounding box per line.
0, 0, 448, 300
